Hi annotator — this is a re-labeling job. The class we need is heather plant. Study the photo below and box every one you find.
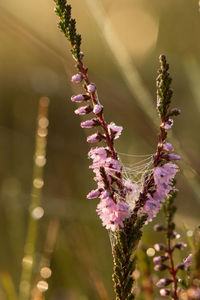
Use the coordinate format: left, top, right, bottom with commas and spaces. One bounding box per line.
52, 0, 200, 299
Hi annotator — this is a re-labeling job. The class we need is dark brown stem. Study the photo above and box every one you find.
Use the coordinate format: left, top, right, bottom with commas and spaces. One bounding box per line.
167, 225, 178, 300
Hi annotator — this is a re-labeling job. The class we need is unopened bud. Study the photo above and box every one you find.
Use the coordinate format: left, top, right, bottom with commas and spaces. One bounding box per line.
160, 288, 171, 296
153, 255, 168, 264
156, 278, 173, 287
154, 224, 166, 232
154, 243, 167, 252
173, 243, 187, 250
154, 264, 169, 271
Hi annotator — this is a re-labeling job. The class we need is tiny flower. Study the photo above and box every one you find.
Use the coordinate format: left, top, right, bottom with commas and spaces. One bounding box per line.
79, 52, 84, 59
71, 73, 83, 83
74, 105, 92, 115
88, 147, 108, 162
168, 154, 181, 161
156, 278, 173, 287
162, 119, 174, 130
93, 104, 103, 114
154, 264, 169, 271
153, 224, 166, 232
170, 108, 181, 116
173, 242, 187, 250
154, 243, 167, 251
153, 255, 168, 264
71, 94, 84, 103
80, 118, 100, 128
87, 189, 101, 199
163, 142, 174, 151
87, 83, 96, 93
160, 289, 171, 296
100, 190, 110, 199
108, 122, 123, 139
87, 132, 103, 143
183, 253, 192, 269
124, 180, 138, 195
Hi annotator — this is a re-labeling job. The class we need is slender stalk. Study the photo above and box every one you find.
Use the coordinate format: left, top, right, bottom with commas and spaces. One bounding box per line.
19, 97, 49, 300
167, 224, 178, 300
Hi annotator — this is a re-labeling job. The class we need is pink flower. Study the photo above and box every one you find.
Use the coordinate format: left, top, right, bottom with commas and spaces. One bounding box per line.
71, 73, 83, 83
87, 189, 101, 199
88, 147, 108, 162
71, 94, 90, 102
163, 142, 174, 151
161, 119, 174, 130
108, 122, 123, 139
87, 83, 96, 93
96, 198, 130, 231
80, 118, 99, 128
168, 154, 181, 161
74, 105, 92, 115
87, 132, 103, 143
154, 163, 179, 186
124, 180, 138, 195
184, 253, 192, 269
93, 104, 103, 114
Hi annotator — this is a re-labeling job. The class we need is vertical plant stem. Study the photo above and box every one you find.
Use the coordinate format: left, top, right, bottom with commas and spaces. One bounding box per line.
167, 226, 178, 300
19, 97, 49, 300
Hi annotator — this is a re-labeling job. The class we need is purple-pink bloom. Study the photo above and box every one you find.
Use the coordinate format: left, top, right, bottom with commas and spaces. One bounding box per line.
87, 189, 101, 199
74, 105, 92, 115
88, 147, 108, 162
161, 119, 174, 130
184, 253, 192, 269
163, 142, 174, 151
124, 180, 138, 195
108, 122, 123, 139
93, 104, 103, 114
71, 73, 83, 83
80, 118, 99, 128
168, 154, 181, 161
160, 289, 171, 296
96, 198, 130, 231
71, 94, 85, 103
87, 83, 96, 93
87, 132, 102, 143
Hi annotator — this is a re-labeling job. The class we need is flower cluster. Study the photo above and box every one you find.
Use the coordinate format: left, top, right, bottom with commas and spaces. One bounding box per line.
71, 70, 133, 230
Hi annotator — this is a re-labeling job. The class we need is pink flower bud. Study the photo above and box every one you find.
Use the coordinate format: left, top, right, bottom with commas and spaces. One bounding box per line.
168, 154, 181, 161
173, 242, 187, 250
171, 108, 181, 116
79, 52, 84, 59
71, 73, 83, 83
162, 119, 174, 130
156, 278, 172, 287
87, 83, 96, 93
74, 105, 92, 115
154, 264, 169, 271
108, 122, 123, 139
80, 119, 100, 128
87, 189, 101, 199
71, 94, 85, 103
160, 289, 171, 296
93, 104, 103, 114
154, 243, 167, 251
153, 255, 168, 264
87, 132, 103, 143
163, 142, 174, 151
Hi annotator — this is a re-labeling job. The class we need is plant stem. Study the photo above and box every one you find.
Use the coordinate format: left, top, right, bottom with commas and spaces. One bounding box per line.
167, 225, 178, 300
19, 97, 49, 300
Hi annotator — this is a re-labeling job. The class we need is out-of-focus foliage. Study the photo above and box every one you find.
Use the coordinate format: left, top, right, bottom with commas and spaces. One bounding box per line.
0, 0, 200, 299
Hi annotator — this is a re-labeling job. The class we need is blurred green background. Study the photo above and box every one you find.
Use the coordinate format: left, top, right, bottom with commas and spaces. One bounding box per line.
0, 0, 200, 299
